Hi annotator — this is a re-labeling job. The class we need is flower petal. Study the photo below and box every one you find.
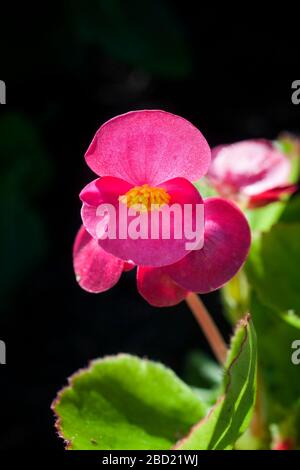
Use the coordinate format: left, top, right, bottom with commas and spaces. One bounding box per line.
80, 176, 133, 206
97, 177, 204, 267
80, 176, 133, 239
248, 184, 297, 208
123, 260, 136, 272
209, 140, 291, 197
164, 198, 251, 293
73, 226, 124, 293
85, 110, 211, 185
137, 266, 188, 307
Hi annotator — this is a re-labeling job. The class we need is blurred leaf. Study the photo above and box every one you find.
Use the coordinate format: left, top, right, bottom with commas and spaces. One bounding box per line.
222, 270, 250, 323
192, 387, 221, 411
235, 427, 264, 450
182, 350, 222, 411
245, 201, 286, 233
70, 0, 192, 78
286, 400, 300, 447
175, 315, 257, 450
250, 294, 300, 421
276, 134, 300, 184
279, 195, 300, 223
194, 177, 218, 199
246, 223, 300, 315
183, 350, 222, 389
52, 354, 205, 450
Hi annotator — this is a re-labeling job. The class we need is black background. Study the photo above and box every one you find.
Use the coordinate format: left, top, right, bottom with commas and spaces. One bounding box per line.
0, 0, 299, 450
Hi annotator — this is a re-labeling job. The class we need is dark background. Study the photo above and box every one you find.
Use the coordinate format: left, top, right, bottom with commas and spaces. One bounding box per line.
0, 0, 299, 450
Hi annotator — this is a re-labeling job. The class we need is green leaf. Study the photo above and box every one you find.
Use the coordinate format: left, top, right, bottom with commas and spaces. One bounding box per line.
192, 387, 221, 411
183, 350, 222, 390
52, 354, 206, 450
279, 195, 300, 224
175, 315, 257, 450
246, 223, 300, 314
221, 270, 250, 323
182, 351, 223, 411
245, 202, 287, 233
251, 294, 300, 420
275, 134, 300, 183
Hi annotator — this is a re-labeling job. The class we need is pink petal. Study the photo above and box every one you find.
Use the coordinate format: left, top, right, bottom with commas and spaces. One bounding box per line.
164, 198, 251, 293
248, 184, 298, 208
73, 226, 124, 293
85, 110, 211, 185
97, 177, 204, 267
123, 260, 136, 272
137, 266, 189, 307
208, 140, 291, 197
80, 176, 133, 239
160, 177, 203, 205
80, 176, 133, 206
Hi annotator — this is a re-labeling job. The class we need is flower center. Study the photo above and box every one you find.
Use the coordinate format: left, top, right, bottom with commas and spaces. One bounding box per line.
119, 184, 170, 211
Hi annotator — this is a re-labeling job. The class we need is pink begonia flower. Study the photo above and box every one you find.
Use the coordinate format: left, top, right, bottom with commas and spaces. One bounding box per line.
74, 110, 251, 307
208, 139, 296, 208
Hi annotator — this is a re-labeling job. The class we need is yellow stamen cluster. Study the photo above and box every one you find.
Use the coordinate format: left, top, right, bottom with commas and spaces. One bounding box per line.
119, 184, 170, 212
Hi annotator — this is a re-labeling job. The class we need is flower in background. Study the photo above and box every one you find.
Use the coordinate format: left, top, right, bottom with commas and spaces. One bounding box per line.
273, 438, 294, 451
74, 110, 250, 307
207, 139, 297, 208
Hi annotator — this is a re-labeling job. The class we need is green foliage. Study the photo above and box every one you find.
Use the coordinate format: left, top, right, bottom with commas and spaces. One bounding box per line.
53, 354, 206, 450
279, 195, 300, 224
54, 317, 257, 450
245, 202, 286, 233
246, 223, 300, 315
251, 295, 300, 420
276, 134, 300, 183
193, 177, 218, 199
222, 270, 250, 323
183, 350, 222, 390
228, 193, 300, 446
176, 316, 257, 450
182, 350, 223, 411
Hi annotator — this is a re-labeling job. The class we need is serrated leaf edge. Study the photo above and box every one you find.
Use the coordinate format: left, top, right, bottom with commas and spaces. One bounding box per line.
173, 314, 252, 450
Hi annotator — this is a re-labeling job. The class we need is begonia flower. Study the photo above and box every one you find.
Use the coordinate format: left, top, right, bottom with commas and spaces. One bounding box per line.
207, 139, 296, 208
74, 110, 250, 307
